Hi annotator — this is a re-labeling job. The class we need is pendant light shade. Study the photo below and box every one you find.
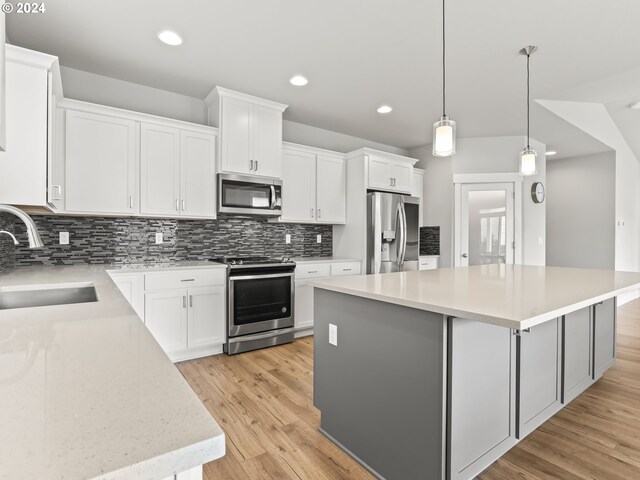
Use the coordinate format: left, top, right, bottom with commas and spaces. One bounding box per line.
519, 45, 538, 176
433, 116, 456, 157
433, 0, 456, 157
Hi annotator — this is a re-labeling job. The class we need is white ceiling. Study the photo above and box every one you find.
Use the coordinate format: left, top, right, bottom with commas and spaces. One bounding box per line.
7, 0, 639, 156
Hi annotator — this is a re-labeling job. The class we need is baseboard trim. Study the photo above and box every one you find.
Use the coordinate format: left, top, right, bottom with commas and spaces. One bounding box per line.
318, 427, 386, 480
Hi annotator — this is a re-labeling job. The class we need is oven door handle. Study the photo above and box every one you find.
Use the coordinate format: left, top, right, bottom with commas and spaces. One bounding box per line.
229, 272, 294, 281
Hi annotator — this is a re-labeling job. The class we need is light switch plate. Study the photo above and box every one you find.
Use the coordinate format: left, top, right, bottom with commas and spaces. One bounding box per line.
155, 232, 163, 244
59, 232, 69, 245
329, 324, 337, 346
317, 234, 322, 243
285, 234, 291, 244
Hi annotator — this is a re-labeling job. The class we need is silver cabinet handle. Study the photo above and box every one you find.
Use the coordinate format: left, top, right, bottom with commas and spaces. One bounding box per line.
53, 185, 62, 200
249, 160, 254, 171
182, 296, 187, 308
318, 208, 321, 218
175, 199, 179, 211
462, 253, 468, 258
181, 199, 186, 211
129, 196, 133, 208
343, 268, 352, 271
189, 295, 193, 307
255, 160, 258, 171
311, 208, 314, 218
390, 177, 393, 186
181, 278, 195, 282
308, 270, 318, 273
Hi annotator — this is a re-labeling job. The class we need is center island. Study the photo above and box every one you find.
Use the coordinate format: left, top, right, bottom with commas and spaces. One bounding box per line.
309, 264, 640, 480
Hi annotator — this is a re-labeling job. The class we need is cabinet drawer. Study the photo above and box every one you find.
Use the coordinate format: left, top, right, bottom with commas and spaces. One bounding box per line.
331, 262, 362, 276
419, 257, 439, 270
145, 269, 226, 291
296, 263, 331, 279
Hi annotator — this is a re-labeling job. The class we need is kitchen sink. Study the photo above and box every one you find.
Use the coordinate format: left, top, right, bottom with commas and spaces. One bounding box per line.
0, 284, 98, 310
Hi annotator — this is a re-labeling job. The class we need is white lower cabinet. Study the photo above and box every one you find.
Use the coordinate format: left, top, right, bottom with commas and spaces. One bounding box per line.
294, 261, 361, 334
419, 256, 439, 270
161, 465, 203, 480
108, 268, 226, 362
145, 290, 189, 353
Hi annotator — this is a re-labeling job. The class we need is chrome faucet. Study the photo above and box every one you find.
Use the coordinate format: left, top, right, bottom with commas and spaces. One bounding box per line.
0, 205, 44, 249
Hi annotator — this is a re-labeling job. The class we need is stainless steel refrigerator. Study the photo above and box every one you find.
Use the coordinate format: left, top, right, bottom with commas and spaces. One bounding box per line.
367, 192, 420, 274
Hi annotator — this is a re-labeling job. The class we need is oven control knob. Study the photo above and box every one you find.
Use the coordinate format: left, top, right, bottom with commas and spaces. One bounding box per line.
281, 307, 288, 313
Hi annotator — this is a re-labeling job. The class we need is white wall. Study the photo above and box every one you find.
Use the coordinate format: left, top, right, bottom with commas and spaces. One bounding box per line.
60, 66, 406, 155
410, 136, 546, 267
538, 100, 640, 304
546, 152, 615, 269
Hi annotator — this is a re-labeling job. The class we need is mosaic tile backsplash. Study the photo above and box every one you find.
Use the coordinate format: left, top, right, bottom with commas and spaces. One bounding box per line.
0, 213, 332, 271
420, 226, 440, 256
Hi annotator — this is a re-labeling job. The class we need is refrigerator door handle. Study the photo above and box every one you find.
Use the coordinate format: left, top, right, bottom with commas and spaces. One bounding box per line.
373, 195, 382, 274
399, 201, 408, 267
395, 202, 404, 267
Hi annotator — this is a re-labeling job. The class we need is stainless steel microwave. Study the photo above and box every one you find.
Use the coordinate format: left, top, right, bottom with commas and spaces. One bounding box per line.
218, 173, 282, 216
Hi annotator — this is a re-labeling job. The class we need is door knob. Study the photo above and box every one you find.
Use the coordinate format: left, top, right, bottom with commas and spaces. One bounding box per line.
462, 253, 468, 258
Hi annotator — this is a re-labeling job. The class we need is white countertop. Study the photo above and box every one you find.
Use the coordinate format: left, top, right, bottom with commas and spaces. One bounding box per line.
291, 256, 361, 265
308, 264, 640, 329
0, 265, 225, 480
107, 260, 226, 273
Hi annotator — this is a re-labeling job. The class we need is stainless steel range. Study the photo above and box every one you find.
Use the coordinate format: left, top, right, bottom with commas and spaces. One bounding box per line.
212, 256, 295, 355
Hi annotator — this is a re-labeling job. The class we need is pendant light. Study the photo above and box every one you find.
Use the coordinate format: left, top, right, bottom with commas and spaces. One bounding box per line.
519, 45, 538, 175
433, 0, 456, 157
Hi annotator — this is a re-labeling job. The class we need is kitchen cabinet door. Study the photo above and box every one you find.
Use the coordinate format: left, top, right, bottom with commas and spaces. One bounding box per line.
391, 162, 413, 193
594, 298, 616, 379
281, 149, 316, 222
517, 318, 562, 439
65, 110, 137, 214
187, 286, 225, 349
140, 123, 180, 216
562, 307, 593, 403
252, 104, 282, 178
220, 96, 252, 175
448, 318, 516, 480
0, 59, 48, 206
316, 155, 346, 224
145, 290, 188, 353
368, 156, 392, 190
110, 273, 144, 320
180, 130, 216, 218
294, 281, 315, 330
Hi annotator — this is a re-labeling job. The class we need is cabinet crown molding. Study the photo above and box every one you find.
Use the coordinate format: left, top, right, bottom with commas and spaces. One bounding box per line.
205, 86, 288, 112
345, 147, 418, 165
6, 44, 63, 98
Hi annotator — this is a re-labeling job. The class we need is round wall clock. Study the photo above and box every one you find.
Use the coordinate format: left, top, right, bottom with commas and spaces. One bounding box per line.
531, 182, 545, 203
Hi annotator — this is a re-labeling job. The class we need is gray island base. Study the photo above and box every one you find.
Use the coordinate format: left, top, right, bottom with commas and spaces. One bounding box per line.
311, 265, 640, 480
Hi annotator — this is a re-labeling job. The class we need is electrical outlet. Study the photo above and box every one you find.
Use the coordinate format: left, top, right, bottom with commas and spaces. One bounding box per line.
329, 324, 338, 346
59, 232, 69, 245
317, 234, 322, 243
285, 234, 291, 244
155, 232, 163, 244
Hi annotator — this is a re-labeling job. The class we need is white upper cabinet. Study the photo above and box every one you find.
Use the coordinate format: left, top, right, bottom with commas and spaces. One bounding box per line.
280, 144, 345, 225
180, 130, 216, 218
0, 46, 62, 208
206, 87, 287, 179
140, 123, 180, 216
65, 110, 138, 215
364, 151, 415, 194
316, 155, 346, 224
140, 123, 216, 218
281, 148, 316, 222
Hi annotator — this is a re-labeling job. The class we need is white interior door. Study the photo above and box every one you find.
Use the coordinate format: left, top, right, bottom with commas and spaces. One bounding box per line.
457, 183, 514, 267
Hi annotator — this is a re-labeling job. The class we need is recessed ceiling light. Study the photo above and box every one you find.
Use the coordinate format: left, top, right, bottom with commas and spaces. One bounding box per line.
546, 150, 557, 156
157, 30, 183, 46
289, 75, 308, 86
630, 101, 640, 110
377, 105, 393, 114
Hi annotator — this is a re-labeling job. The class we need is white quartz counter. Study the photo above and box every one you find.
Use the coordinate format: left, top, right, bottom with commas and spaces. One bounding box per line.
0, 265, 225, 480
107, 260, 227, 273
291, 256, 361, 265
309, 264, 640, 329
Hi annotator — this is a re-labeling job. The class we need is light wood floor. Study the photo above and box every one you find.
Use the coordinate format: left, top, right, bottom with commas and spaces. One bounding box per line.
178, 299, 640, 479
